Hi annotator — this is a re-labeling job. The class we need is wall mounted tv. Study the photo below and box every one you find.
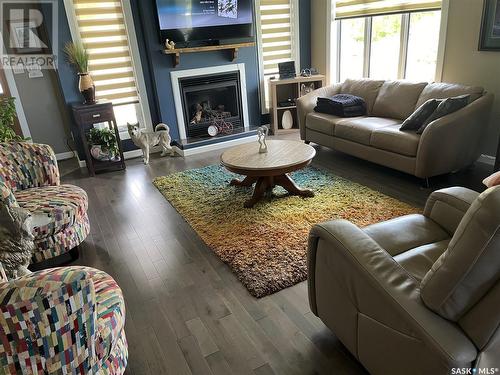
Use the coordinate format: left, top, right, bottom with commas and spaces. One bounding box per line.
156, 0, 255, 46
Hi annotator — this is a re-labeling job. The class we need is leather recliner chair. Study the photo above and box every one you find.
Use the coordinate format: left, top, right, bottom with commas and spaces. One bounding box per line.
308, 186, 500, 374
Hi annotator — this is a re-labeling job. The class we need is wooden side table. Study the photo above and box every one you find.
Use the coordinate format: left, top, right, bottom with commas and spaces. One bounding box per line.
269, 75, 326, 135
72, 102, 126, 177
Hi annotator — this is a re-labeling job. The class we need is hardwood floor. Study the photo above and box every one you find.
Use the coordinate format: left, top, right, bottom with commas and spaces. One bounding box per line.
60, 133, 492, 375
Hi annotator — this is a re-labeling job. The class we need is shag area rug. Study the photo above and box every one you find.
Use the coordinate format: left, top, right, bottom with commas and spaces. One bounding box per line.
153, 165, 419, 298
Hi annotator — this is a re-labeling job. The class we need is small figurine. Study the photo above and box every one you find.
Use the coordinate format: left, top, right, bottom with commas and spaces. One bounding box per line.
257, 126, 269, 154
165, 39, 176, 50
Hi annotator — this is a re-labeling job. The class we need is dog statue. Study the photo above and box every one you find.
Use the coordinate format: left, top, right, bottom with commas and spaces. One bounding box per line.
0, 203, 34, 279
127, 123, 175, 165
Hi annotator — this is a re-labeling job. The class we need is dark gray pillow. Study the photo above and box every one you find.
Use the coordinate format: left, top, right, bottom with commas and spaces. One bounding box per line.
416, 95, 470, 134
400, 99, 440, 131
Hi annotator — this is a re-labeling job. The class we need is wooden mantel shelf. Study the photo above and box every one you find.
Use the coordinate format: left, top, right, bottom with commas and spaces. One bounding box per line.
163, 42, 255, 67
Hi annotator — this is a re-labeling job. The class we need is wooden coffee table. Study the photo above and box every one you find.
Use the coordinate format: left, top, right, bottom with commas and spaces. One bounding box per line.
221, 140, 316, 208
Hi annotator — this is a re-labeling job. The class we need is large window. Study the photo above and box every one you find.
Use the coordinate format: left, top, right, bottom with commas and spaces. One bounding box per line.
335, 0, 442, 82
257, 0, 300, 111
65, 0, 148, 131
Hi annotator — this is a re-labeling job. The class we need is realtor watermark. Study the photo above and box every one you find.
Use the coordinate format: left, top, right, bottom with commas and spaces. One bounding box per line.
0, 0, 58, 69
451, 368, 500, 375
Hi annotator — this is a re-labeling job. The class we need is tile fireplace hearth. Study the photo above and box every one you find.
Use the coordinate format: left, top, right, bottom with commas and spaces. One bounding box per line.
171, 64, 255, 156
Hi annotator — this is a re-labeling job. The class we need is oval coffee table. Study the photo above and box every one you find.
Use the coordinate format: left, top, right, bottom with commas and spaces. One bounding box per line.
221, 140, 316, 208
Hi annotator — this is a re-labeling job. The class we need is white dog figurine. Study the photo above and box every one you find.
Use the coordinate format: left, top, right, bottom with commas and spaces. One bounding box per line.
127, 123, 175, 165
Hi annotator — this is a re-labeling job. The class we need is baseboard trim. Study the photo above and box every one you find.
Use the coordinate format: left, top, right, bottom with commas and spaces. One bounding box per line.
56, 151, 76, 161
479, 154, 495, 166
174, 135, 258, 157
77, 148, 157, 168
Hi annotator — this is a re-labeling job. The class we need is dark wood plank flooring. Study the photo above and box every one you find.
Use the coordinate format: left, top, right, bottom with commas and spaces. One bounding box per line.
60, 133, 492, 375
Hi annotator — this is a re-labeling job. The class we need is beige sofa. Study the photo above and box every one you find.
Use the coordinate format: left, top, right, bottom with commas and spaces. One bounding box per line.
308, 186, 500, 374
297, 79, 494, 179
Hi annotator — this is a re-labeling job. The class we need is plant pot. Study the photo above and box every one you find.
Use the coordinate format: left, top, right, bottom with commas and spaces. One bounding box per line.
78, 73, 96, 105
90, 145, 115, 161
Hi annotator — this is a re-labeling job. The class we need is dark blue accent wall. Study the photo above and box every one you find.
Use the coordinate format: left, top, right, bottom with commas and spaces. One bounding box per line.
53, 0, 311, 158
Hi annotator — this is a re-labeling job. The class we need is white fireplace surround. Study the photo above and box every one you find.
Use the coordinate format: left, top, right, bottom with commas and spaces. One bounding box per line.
171, 64, 250, 141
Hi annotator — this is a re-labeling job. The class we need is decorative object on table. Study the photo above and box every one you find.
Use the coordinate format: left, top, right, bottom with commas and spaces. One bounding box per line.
484, 171, 500, 187
64, 42, 96, 105
0, 142, 90, 265
278, 61, 296, 79
0, 203, 34, 279
207, 113, 234, 137
479, 0, 500, 50
153, 164, 418, 297
72, 102, 126, 176
281, 110, 294, 130
87, 127, 120, 162
0, 266, 128, 374
270, 74, 326, 135
127, 122, 175, 165
300, 68, 312, 77
0, 97, 29, 142
257, 126, 269, 153
165, 38, 176, 50
300, 83, 315, 96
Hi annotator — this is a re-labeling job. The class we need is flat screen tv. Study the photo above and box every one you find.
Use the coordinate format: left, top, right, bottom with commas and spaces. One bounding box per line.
156, 0, 254, 46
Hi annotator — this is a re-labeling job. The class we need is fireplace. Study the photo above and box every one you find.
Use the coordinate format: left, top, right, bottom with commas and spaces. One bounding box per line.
171, 64, 250, 142
180, 72, 243, 139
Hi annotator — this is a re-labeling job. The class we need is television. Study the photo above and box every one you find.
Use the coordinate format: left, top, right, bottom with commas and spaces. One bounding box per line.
156, 0, 255, 46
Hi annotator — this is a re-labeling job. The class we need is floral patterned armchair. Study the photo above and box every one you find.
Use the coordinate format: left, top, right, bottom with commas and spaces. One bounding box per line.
0, 263, 128, 374
0, 142, 89, 264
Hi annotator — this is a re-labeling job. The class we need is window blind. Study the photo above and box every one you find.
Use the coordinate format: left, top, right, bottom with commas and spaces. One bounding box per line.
259, 0, 295, 77
335, 0, 442, 20
72, 0, 139, 105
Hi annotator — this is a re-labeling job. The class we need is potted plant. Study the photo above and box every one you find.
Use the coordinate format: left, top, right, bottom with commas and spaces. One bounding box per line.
64, 42, 96, 105
0, 97, 28, 142
87, 127, 120, 161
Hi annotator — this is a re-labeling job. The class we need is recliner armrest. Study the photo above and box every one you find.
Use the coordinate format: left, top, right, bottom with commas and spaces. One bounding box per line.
296, 83, 342, 140
424, 187, 479, 234
308, 220, 477, 367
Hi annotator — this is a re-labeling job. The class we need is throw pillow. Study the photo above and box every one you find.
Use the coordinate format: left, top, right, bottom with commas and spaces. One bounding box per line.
483, 171, 500, 188
400, 99, 440, 131
416, 95, 470, 134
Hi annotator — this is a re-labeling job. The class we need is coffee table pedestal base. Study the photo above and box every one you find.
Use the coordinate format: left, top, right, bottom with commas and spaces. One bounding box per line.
231, 174, 314, 208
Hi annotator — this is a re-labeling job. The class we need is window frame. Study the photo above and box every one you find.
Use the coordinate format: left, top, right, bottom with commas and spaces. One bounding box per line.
63, 0, 153, 140
335, 9, 444, 82
255, 0, 301, 114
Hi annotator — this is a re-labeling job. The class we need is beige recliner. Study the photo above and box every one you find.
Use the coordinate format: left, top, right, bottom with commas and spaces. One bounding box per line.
308, 186, 500, 374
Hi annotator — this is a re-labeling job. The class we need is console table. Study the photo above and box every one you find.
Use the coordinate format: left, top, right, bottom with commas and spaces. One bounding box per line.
72, 102, 126, 177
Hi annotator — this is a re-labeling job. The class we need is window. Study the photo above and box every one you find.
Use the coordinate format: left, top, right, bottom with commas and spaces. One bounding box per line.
335, 1, 442, 82
66, 0, 147, 129
257, 0, 300, 111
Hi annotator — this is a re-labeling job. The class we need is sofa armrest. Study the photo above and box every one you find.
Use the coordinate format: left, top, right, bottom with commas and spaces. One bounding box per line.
416, 93, 494, 178
424, 187, 479, 235
297, 83, 342, 140
308, 220, 477, 368
0, 267, 98, 374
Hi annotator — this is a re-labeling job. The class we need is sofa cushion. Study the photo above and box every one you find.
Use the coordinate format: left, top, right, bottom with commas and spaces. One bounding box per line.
416, 95, 470, 134
363, 214, 450, 257
372, 81, 427, 120
334, 117, 401, 146
306, 112, 364, 135
341, 79, 385, 114
394, 240, 450, 282
415, 82, 483, 108
400, 99, 440, 131
370, 125, 421, 156
15, 184, 88, 238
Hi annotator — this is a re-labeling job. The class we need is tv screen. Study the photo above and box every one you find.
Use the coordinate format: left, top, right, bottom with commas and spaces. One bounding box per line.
156, 0, 254, 44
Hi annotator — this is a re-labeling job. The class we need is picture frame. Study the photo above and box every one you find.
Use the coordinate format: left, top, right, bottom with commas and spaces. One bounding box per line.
479, 0, 500, 51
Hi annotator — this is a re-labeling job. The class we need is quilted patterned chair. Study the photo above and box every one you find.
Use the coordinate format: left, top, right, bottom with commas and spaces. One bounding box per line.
0, 142, 89, 264
0, 263, 128, 374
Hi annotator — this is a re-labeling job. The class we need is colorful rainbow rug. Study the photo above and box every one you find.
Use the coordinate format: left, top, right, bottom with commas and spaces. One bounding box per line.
153, 165, 419, 298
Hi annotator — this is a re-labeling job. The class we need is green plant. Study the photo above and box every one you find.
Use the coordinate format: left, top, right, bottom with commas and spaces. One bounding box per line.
87, 128, 119, 156
0, 97, 24, 142
64, 42, 89, 73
